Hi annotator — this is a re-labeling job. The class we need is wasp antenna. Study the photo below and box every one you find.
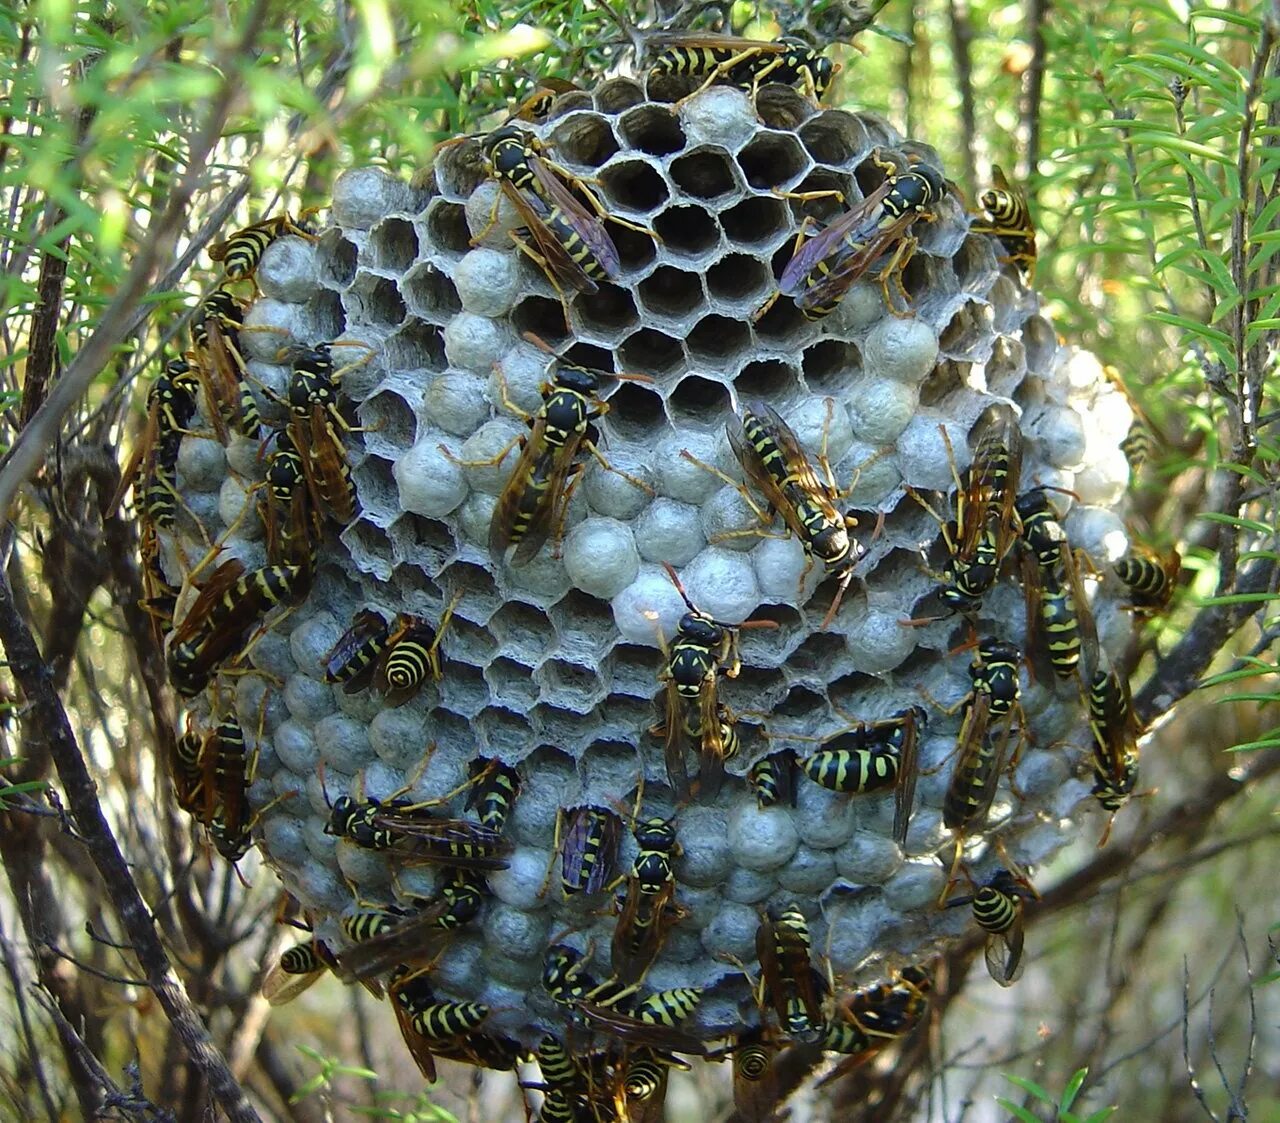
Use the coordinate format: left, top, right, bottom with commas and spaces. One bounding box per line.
661, 562, 696, 612
520, 330, 557, 355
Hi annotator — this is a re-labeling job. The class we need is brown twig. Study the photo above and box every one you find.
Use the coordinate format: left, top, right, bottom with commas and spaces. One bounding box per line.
1021, 0, 1050, 175
947, 0, 978, 194
0, 538, 261, 1122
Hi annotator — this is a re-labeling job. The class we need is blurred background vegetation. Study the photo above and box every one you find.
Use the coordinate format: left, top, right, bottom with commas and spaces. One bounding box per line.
0, 0, 1277, 1120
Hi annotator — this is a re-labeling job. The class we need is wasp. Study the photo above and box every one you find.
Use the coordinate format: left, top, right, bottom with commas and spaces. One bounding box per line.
756, 904, 827, 1044
432, 1030, 525, 1072
612, 816, 683, 983
262, 938, 333, 1006
202, 716, 253, 859
618, 1050, 673, 1123
386, 967, 443, 1081
821, 965, 931, 1067
730, 1026, 780, 1123
208, 210, 317, 285
648, 34, 833, 102
655, 563, 776, 801
166, 559, 308, 696
760, 149, 946, 321
336, 874, 487, 983
116, 358, 202, 530
1088, 662, 1142, 846
1114, 547, 1180, 616
558, 805, 622, 896
477, 125, 629, 299
170, 723, 210, 817
374, 600, 459, 707
283, 343, 364, 526
1016, 488, 1097, 681
325, 793, 512, 870
798, 706, 924, 848
971, 165, 1036, 282
457, 355, 651, 569
322, 608, 390, 691
509, 77, 583, 123
939, 638, 1023, 896
944, 865, 1038, 986
465, 758, 522, 833
191, 286, 261, 440
749, 750, 796, 810
720, 403, 864, 627
262, 429, 321, 572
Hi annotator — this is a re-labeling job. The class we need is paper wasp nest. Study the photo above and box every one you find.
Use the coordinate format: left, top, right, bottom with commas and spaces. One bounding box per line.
166, 78, 1138, 1058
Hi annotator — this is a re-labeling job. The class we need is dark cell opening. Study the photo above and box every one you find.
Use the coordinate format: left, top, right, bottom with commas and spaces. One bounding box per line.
425, 201, 472, 256
618, 105, 686, 156
308, 289, 346, 340
788, 631, 846, 676
511, 296, 570, 347
720, 195, 788, 247
652, 206, 720, 258
599, 161, 669, 213
609, 221, 659, 273
562, 341, 615, 372
549, 115, 620, 168
595, 79, 646, 115
484, 658, 540, 709
802, 339, 859, 394
734, 359, 797, 399
668, 375, 732, 428
575, 282, 638, 336
352, 276, 407, 328
360, 391, 416, 451
384, 319, 446, 370
800, 111, 870, 166
737, 133, 808, 190
706, 254, 770, 304
686, 314, 751, 366
670, 150, 737, 200
604, 381, 666, 443
618, 328, 684, 379
402, 265, 461, 322
788, 170, 852, 224
317, 232, 357, 288
637, 266, 703, 318
752, 294, 807, 345
755, 86, 812, 132
433, 140, 486, 199
773, 684, 826, 719
371, 217, 418, 272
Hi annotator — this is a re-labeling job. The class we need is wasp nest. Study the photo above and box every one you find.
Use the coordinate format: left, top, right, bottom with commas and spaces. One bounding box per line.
158, 75, 1139, 1083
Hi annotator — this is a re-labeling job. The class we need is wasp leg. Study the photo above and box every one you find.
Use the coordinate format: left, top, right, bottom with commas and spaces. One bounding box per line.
672, 47, 765, 109
879, 234, 920, 318
507, 230, 574, 318
678, 449, 775, 528
585, 440, 655, 497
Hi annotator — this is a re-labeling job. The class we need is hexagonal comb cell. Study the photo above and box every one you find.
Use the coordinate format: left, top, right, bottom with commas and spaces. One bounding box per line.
484, 656, 540, 711
637, 266, 705, 319
720, 194, 790, 249
402, 263, 462, 323
617, 104, 686, 156
488, 600, 556, 666
705, 254, 772, 306
512, 296, 570, 347
423, 200, 472, 258
755, 86, 816, 132
601, 380, 667, 442
574, 282, 639, 338
432, 139, 485, 199
548, 114, 620, 168
735, 358, 800, 400
652, 205, 722, 260
316, 230, 358, 289
347, 273, 407, 329
687, 314, 751, 367
389, 513, 456, 574
360, 390, 417, 454
670, 149, 741, 202
598, 160, 670, 214
738, 132, 810, 190
383, 319, 446, 371
618, 327, 684, 379
800, 111, 873, 167
594, 78, 645, 116
803, 339, 859, 395
369, 217, 419, 272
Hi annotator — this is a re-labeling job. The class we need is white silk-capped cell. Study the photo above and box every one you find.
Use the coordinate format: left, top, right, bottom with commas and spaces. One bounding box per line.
679, 545, 760, 623
287, 610, 342, 675
677, 86, 759, 149
240, 298, 300, 361
633, 498, 705, 566
655, 428, 722, 503
443, 311, 511, 372
448, 418, 524, 496
257, 236, 319, 303
611, 563, 691, 646
464, 181, 519, 247
453, 247, 522, 317
176, 432, 229, 492
562, 518, 640, 599
393, 438, 468, 517
283, 674, 337, 727
729, 801, 800, 871
699, 483, 762, 552
424, 370, 493, 436
217, 474, 263, 540
332, 166, 415, 230
846, 376, 919, 445
864, 315, 940, 384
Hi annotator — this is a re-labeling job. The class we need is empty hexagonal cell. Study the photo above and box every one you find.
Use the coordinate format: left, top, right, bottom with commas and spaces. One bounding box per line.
369, 217, 419, 272
617, 104, 686, 156
573, 282, 638, 338
850, 111, 900, 150
316, 230, 358, 288
560, 341, 613, 373
800, 111, 871, 167
918, 358, 966, 408
483, 655, 540, 711
787, 630, 847, 678
734, 358, 799, 400
668, 375, 733, 430
389, 513, 456, 572
719, 194, 789, 249
351, 455, 398, 525
402, 263, 462, 322
787, 169, 853, 224
705, 254, 771, 307
636, 266, 705, 320
618, 328, 683, 379
346, 272, 407, 328
670, 148, 740, 202
423, 199, 472, 257
737, 132, 809, 190
447, 608, 499, 663
802, 339, 860, 394
607, 642, 661, 699
488, 600, 555, 665
594, 78, 645, 115
652, 205, 721, 260
383, 319, 446, 371
391, 560, 441, 603
954, 233, 1000, 294
511, 296, 570, 347
752, 289, 810, 347
443, 559, 502, 622
307, 288, 347, 340
601, 380, 667, 442
939, 301, 994, 362
826, 670, 882, 717
343, 518, 394, 580
439, 659, 489, 718
548, 114, 620, 168
360, 386, 414, 453
432, 139, 486, 199
598, 160, 669, 214
427, 706, 475, 757
686, 314, 751, 367
755, 86, 815, 132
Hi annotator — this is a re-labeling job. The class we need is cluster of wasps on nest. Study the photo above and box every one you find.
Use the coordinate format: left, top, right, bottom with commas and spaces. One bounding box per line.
116, 28, 1182, 1123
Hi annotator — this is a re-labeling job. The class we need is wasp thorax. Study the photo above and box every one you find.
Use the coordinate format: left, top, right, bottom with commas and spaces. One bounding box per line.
161, 63, 1140, 1092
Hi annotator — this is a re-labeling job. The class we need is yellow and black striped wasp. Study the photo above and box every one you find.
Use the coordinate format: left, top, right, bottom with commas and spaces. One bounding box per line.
374, 597, 460, 707
335, 872, 489, 983
477, 125, 631, 300
1015, 487, 1097, 682
944, 863, 1038, 986
723, 403, 865, 628
208, 210, 318, 287
1113, 546, 1180, 617
939, 638, 1023, 898
655, 563, 773, 802
611, 816, 684, 983
970, 165, 1036, 282
820, 964, 931, 1070
261, 429, 322, 573
456, 350, 651, 568
190, 286, 261, 440
761, 149, 947, 321
729, 1026, 781, 1123
170, 722, 210, 818
386, 966, 490, 1081
322, 608, 390, 691
798, 705, 924, 848
509, 77, 583, 123
262, 938, 333, 1006
1088, 660, 1142, 846
756, 904, 828, 1044
166, 559, 308, 696
648, 34, 834, 102
465, 757, 522, 833
201, 715, 254, 861
749, 750, 796, 810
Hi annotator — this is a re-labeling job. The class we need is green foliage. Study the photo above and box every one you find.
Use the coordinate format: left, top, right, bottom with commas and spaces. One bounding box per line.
999, 1068, 1117, 1123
